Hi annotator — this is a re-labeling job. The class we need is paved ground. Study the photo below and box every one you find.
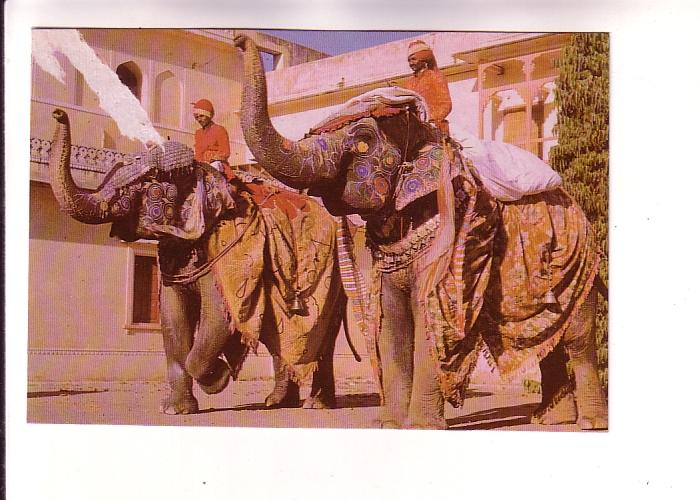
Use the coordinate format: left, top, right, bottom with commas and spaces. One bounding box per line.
27, 376, 582, 431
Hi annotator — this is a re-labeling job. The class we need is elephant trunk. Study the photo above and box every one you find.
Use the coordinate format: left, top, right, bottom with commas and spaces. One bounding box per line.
48, 109, 114, 224
235, 35, 340, 189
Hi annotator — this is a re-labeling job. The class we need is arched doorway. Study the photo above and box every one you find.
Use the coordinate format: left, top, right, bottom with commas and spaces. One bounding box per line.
116, 61, 142, 100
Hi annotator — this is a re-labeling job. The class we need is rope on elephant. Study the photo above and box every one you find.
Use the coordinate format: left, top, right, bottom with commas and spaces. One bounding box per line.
159, 212, 257, 285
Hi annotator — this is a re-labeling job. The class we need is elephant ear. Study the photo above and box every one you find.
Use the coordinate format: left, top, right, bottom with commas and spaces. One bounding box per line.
109, 211, 142, 242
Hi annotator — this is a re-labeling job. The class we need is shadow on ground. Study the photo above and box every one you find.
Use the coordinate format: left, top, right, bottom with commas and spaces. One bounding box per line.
27, 389, 109, 399
448, 402, 540, 430
336, 392, 381, 408
197, 392, 382, 414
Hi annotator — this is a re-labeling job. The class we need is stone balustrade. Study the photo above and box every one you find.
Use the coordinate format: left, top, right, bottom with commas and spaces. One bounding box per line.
30, 137, 132, 173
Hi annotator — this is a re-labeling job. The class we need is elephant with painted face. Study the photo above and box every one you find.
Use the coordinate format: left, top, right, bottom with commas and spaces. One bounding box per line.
47, 108, 345, 414
234, 34, 608, 430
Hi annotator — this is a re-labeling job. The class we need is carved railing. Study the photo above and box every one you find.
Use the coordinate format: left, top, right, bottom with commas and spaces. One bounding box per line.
30, 136, 297, 193
30, 137, 133, 173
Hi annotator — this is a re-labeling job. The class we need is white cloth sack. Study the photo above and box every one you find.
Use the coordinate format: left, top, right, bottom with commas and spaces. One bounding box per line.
458, 134, 562, 202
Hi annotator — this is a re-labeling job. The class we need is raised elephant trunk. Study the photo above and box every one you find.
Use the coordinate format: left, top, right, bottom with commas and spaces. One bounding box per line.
48, 109, 116, 224
234, 35, 342, 189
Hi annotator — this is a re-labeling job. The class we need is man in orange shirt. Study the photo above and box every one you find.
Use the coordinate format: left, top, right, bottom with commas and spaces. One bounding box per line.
401, 40, 452, 137
192, 98, 234, 179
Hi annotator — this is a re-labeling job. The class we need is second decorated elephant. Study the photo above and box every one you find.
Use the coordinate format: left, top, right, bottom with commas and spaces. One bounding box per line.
47, 109, 345, 414
234, 34, 608, 430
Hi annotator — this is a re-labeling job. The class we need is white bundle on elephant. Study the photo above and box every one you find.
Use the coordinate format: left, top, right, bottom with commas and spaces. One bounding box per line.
452, 128, 563, 202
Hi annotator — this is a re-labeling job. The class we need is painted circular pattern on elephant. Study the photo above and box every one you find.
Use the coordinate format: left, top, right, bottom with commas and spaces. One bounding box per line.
165, 184, 178, 202
429, 148, 444, 161
148, 202, 164, 222
147, 183, 164, 201
415, 156, 431, 172
378, 149, 401, 174
354, 181, 376, 204
373, 176, 390, 195
354, 163, 370, 179
345, 122, 380, 157
164, 203, 176, 221
404, 176, 423, 193
112, 195, 131, 215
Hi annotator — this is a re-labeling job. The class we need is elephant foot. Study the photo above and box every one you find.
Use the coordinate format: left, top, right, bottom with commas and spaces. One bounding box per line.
531, 392, 577, 425
379, 419, 403, 429
407, 423, 449, 430
577, 415, 608, 430
576, 404, 608, 430
378, 419, 448, 430
196, 358, 231, 395
302, 393, 336, 409
159, 393, 199, 415
407, 413, 448, 430
264, 382, 301, 409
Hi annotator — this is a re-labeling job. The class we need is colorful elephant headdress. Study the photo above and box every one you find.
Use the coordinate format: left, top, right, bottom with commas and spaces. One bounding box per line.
308, 87, 429, 135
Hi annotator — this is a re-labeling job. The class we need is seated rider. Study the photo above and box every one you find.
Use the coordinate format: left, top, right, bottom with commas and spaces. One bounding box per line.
192, 98, 234, 180
400, 40, 453, 138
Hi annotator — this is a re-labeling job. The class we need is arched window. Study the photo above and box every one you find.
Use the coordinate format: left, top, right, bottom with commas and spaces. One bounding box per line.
154, 70, 181, 128
116, 61, 142, 100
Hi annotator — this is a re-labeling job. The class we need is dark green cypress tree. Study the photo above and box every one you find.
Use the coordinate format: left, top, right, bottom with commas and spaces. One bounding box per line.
549, 33, 609, 392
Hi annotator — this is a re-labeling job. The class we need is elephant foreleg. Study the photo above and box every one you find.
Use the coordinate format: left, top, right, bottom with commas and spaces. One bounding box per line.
159, 282, 199, 415
184, 272, 235, 395
407, 291, 446, 430
377, 273, 415, 428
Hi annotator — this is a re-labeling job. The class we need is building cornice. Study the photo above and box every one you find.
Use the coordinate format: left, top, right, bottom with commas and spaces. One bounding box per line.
453, 33, 572, 66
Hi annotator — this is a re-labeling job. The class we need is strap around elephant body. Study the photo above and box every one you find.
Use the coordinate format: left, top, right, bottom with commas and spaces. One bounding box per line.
159, 212, 257, 285
367, 213, 440, 273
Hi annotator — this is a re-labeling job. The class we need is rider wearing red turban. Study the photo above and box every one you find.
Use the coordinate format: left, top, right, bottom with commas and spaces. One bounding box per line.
401, 40, 453, 136
192, 98, 234, 179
